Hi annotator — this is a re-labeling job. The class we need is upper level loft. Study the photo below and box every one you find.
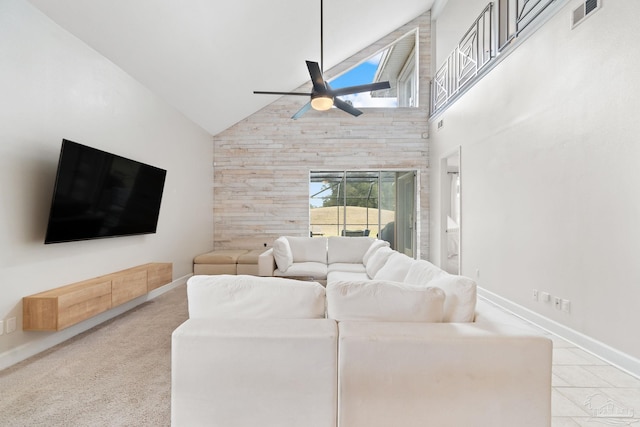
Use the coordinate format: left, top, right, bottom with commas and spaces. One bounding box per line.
431, 0, 601, 116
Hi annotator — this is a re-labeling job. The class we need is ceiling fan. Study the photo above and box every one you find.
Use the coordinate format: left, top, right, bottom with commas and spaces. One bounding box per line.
253, 0, 391, 119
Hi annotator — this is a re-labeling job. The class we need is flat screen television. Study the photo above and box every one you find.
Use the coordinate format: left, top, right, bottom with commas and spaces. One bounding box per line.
44, 139, 167, 244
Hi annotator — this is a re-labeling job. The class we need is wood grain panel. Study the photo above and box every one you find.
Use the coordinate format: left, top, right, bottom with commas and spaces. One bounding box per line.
57, 279, 112, 309
23, 262, 173, 331
58, 293, 112, 330
147, 263, 172, 291
23, 298, 58, 331
111, 268, 147, 306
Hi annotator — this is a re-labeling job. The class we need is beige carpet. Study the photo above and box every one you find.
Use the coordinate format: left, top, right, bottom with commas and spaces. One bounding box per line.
0, 284, 188, 427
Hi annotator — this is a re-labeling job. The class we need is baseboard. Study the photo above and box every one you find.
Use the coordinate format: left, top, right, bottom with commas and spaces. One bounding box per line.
478, 287, 640, 380
0, 274, 191, 372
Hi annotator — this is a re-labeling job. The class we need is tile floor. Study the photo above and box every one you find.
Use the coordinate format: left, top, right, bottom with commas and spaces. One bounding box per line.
490, 302, 640, 426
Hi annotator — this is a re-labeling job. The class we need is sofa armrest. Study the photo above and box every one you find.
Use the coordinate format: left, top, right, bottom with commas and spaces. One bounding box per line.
172, 318, 338, 427
337, 321, 552, 427
258, 248, 276, 276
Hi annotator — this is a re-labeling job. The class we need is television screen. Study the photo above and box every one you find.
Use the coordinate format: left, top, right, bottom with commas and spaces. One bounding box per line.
44, 139, 167, 244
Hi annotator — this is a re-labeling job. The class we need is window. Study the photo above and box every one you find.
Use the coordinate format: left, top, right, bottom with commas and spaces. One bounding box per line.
328, 29, 419, 109
397, 47, 417, 107
310, 170, 417, 256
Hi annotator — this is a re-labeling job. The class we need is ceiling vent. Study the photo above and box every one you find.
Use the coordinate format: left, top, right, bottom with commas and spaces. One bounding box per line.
572, 0, 601, 29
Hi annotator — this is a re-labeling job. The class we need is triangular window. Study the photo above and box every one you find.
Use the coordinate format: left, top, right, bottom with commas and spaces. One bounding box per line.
329, 29, 418, 108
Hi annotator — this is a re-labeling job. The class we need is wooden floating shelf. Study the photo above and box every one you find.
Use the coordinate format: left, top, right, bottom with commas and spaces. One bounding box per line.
23, 263, 172, 331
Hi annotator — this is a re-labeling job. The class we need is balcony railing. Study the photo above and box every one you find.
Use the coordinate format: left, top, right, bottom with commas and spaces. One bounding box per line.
431, 4, 494, 114
499, 0, 557, 50
431, 0, 559, 115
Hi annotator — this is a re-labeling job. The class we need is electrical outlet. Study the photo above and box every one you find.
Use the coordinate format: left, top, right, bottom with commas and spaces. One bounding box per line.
541, 292, 551, 302
0, 320, 3, 336
554, 297, 562, 310
6, 317, 16, 334
532, 289, 539, 301
561, 299, 571, 313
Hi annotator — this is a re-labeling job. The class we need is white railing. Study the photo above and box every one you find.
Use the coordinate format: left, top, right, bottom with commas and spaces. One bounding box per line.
431, 0, 558, 115
499, 0, 557, 50
431, 4, 494, 114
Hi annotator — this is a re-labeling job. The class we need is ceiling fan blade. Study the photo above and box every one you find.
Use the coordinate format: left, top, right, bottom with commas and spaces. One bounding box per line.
253, 91, 311, 96
330, 81, 391, 97
306, 61, 327, 93
334, 98, 362, 117
292, 102, 312, 120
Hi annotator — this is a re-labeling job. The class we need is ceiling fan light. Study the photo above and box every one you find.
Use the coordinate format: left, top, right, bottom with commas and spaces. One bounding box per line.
311, 95, 334, 111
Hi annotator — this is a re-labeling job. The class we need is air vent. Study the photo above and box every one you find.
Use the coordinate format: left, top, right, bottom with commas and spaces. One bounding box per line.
572, 0, 601, 29
585, 0, 599, 14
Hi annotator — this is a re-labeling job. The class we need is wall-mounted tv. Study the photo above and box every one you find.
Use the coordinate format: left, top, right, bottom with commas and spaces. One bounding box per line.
44, 139, 167, 244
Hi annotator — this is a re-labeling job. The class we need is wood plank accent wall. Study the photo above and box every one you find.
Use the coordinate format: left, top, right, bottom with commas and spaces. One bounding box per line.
213, 12, 432, 258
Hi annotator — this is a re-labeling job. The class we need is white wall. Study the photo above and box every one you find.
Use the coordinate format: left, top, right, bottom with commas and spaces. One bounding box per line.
430, 0, 640, 373
0, 0, 213, 367
431, 0, 488, 68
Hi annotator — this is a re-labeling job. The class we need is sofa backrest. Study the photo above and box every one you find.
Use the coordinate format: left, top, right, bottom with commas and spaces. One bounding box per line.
404, 259, 448, 285
427, 274, 477, 322
187, 275, 327, 319
273, 236, 328, 272
327, 236, 376, 264
364, 246, 395, 278
373, 252, 415, 282
326, 280, 445, 322
287, 236, 328, 263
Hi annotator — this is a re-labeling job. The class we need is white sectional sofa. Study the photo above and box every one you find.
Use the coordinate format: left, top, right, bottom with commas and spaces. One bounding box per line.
172, 237, 553, 427
260, 236, 391, 284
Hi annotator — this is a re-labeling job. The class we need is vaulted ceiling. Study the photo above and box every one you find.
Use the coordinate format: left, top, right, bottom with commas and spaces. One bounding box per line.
27, 0, 435, 136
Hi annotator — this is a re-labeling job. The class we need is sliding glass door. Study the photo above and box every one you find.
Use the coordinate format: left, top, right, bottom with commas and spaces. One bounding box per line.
309, 170, 416, 256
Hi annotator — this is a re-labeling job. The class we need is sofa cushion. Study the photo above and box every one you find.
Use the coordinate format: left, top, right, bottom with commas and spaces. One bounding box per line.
274, 262, 328, 280
187, 275, 326, 319
287, 236, 328, 263
327, 270, 370, 284
364, 246, 395, 278
404, 259, 447, 286
326, 280, 445, 322
193, 249, 248, 264
327, 236, 374, 264
362, 239, 390, 266
328, 263, 367, 274
428, 274, 477, 322
273, 237, 293, 272
373, 252, 415, 282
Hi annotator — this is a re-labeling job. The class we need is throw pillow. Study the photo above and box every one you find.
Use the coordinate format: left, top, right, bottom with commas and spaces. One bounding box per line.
273, 236, 293, 272
326, 280, 445, 322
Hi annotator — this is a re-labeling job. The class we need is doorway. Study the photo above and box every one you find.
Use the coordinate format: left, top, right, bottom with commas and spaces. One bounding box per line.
396, 171, 416, 257
440, 149, 461, 274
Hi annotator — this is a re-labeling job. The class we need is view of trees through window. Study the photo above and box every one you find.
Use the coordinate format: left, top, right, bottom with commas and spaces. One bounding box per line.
310, 171, 417, 253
